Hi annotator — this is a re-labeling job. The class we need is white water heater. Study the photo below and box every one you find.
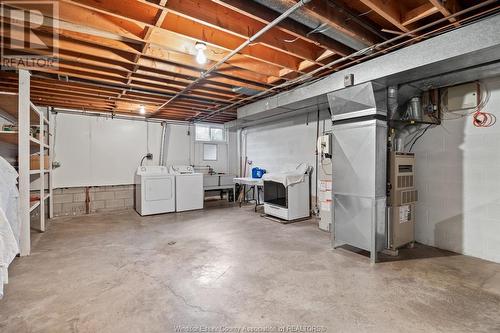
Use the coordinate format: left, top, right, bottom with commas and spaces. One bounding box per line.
317, 134, 332, 232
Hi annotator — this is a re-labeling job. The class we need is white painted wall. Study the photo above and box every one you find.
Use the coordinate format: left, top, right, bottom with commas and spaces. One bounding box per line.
414, 76, 500, 263
53, 113, 163, 187
243, 111, 331, 197
163, 124, 237, 174
51, 114, 236, 188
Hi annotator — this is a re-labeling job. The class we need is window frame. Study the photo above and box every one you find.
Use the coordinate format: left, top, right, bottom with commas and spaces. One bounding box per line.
203, 143, 218, 161
195, 124, 227, 143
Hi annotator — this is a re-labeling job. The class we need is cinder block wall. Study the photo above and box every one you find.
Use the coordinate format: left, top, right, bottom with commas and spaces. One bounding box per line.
53, 185, 135, 217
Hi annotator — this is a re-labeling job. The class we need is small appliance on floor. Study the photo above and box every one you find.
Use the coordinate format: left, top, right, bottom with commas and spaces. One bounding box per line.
263, 164, 311, 222
135, 166, 176, 216
169, 165, 204, 212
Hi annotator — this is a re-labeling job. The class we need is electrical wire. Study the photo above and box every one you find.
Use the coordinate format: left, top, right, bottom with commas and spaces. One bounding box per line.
409, 125, 433, 152
441, 81, 493, 126
404, 127, 426, 149
284, 23, 330, 43
473, 110, 496, 127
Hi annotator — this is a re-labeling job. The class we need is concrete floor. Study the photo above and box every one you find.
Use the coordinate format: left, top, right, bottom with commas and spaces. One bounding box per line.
1, 203, 500, 333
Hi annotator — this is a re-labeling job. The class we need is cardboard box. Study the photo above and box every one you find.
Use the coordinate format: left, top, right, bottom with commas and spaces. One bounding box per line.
30, 155, 50, 170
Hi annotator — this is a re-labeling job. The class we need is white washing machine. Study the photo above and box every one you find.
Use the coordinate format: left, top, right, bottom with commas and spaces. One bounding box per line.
169, 165, 204, 212
135, 166, 176, 216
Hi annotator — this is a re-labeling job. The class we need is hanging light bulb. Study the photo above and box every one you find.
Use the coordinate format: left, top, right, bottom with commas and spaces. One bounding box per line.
139, 105, 146, 115
195, 41, 207, 65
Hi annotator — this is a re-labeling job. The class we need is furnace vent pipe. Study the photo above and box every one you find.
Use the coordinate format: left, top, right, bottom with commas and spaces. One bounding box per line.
390, 86, 426, 151
387, 86, 398, 121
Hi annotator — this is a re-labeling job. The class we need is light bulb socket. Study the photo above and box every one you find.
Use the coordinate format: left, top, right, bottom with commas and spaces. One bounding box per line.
195, 41, 207, 50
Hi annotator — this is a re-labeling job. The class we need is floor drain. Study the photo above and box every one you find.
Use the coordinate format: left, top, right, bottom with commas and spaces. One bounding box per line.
168, 241, 176, 246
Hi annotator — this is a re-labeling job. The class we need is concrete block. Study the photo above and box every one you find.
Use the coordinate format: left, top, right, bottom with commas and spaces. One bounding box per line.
53, 194, 74, 204
90, 200, 105, 213
73, 193, 87, 203
93, 191, 114, 201
124, 198, 134, 208
90, 186, 106, 192
114, 190, 133, 199
106, 199, 124, 209
53, 203, 62, 215
62, 187, 85, 194
61, 202, 86, 215
53, 188, 63, 195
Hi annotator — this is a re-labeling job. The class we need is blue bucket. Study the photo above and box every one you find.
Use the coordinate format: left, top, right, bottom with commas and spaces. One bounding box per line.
252, 167, 266, 179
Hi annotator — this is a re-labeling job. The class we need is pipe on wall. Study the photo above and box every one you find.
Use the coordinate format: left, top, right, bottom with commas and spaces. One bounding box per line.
159, 122, 167, 166
389, 86, 426, 152
387, 86, 398, 121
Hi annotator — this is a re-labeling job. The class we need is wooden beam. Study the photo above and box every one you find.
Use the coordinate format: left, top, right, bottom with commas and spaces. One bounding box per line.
358, 0, 409, 32
64, 0, 306, 72
3, 4, 284, 84
158, 0, 326, 63
2, 22, 273, 92
212, 0, 356, 56
402, 3, 440, 26
293, 0, 379, 45
428, 0, 460, 26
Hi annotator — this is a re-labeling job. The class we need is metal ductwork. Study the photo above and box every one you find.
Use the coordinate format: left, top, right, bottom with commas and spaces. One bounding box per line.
328, 81, 387, 263
252, 0, 369, 50
237, 14, 500, 123
327, 82, 387, 121
387, 86, 398, 121
389, 86, 425, 152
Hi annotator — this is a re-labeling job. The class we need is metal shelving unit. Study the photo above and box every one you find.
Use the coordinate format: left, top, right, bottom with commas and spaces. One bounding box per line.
0, 70, 53, 256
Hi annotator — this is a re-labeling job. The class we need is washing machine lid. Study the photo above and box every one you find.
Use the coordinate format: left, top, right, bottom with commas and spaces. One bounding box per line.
136, 165, 169, 175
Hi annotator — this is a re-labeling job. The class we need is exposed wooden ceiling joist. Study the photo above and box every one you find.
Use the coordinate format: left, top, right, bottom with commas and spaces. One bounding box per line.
0, 0, 495, 123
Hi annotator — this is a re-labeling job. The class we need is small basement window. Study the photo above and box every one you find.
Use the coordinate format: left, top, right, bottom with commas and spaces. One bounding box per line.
203, 143, 217, 161
195, 124, 226, 142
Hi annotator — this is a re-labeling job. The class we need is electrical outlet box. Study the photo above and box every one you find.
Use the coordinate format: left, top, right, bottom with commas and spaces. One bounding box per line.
317, 134, 332, 158
344, 74, 354, 87
447, 82, 478, 112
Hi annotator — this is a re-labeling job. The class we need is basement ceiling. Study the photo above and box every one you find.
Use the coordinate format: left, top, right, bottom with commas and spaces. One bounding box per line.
0, 0, 497, 123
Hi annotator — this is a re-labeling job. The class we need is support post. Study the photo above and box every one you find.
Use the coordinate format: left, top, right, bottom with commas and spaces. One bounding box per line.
39, 103, 45, 232
18, 69, 31, 256
48, 107, 54, 219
